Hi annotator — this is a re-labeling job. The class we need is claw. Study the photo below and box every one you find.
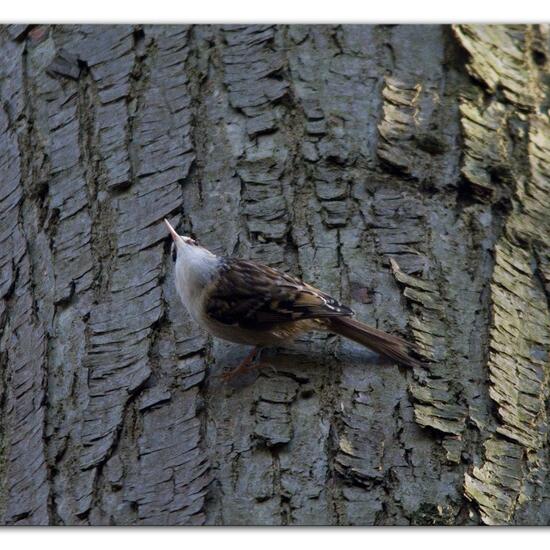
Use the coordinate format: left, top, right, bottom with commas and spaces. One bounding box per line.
218, 347, 262, 382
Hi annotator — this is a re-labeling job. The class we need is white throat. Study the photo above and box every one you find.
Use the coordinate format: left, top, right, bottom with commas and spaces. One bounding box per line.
174, 244, 218, 321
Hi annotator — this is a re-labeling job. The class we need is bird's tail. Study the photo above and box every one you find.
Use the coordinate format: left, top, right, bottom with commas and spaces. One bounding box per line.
326, 316, 421, 368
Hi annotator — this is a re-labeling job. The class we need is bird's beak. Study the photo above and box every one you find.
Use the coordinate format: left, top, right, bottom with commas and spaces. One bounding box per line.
164, 219, 183, 245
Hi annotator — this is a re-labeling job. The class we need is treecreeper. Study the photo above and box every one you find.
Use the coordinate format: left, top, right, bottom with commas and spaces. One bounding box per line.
165, 219, 421, 380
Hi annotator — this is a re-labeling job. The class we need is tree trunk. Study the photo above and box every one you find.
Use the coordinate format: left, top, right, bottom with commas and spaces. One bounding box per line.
0, 23, 548, 526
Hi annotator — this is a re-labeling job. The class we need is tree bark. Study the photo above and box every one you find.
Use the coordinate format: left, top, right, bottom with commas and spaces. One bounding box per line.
0, 24, 548, 526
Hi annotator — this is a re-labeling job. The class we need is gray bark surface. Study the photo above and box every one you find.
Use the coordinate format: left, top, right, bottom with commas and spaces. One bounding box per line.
0, 24, 549, 525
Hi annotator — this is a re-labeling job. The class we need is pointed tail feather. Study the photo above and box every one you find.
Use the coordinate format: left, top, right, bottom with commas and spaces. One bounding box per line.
327, 317, 421, 368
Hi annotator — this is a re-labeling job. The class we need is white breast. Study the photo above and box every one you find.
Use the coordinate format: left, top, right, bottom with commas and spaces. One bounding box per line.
174, 244, 218, 323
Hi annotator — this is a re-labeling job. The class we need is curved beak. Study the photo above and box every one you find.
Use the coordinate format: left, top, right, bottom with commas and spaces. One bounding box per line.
164, 219, 183, 245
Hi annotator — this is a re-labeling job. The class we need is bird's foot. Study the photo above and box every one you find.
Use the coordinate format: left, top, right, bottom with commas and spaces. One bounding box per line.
219, 363, 252, 382
219, 347, 262, 382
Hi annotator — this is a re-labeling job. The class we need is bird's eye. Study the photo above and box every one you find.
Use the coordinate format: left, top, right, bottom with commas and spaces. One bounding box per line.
171, 243, 177, 262
185, 237, 199, 246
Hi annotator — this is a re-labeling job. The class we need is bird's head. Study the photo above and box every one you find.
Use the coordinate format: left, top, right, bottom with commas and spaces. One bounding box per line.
164, 219, 215, 266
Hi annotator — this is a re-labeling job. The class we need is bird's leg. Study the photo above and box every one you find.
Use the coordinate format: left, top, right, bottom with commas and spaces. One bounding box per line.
220, 347, 262, 381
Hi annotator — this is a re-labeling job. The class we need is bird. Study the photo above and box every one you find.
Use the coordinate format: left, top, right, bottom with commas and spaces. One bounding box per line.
164, 219, 421, 380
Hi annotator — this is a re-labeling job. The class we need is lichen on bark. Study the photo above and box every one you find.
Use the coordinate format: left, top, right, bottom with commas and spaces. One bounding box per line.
0, 23, 549, 525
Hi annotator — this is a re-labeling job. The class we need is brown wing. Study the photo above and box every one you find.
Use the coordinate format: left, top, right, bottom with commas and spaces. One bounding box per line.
205, 258, 353, 329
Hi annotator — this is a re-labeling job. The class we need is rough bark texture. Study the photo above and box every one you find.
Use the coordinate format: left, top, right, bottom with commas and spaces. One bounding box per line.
0, 24, 549, 526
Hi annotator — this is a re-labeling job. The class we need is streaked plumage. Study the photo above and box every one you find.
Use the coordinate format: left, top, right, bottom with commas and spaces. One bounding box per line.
165, 219, 421, 377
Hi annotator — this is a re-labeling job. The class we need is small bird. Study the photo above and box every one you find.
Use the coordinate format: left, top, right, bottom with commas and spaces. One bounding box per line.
165, 219, 420, 379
